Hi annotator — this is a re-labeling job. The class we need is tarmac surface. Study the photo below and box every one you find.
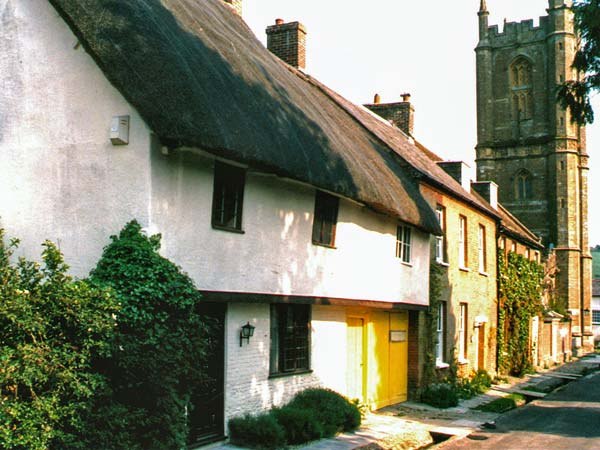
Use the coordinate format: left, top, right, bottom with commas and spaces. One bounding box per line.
437, 369, 600, 450
202, 354, 600, 450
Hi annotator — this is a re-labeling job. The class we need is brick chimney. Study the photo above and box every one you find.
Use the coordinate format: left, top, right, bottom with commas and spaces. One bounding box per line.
266, 19, 307, 70
364, 93, 415, 136
471, 181, 498, 210
222, 0, 242, 16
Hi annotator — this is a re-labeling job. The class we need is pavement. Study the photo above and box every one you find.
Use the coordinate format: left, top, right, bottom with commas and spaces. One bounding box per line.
203, 354, 600, 450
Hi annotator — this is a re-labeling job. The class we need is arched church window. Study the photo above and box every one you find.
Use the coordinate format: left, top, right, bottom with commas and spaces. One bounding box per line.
510, 58, 533, 120
515, 171, 532, 200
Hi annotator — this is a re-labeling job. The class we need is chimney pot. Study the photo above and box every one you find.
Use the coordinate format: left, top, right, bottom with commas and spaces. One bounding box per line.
401, 93, 411, 102
275, 18, 284, 25
374, 93, 381, 104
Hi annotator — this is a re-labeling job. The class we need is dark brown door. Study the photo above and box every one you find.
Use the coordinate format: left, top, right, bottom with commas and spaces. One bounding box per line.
188, 303, 226, 447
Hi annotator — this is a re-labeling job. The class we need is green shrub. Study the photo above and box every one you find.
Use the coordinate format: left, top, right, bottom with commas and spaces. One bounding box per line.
471, 369, 492, 392
87, 220, 215, 449
421, 383, 459, 408
228, 413, 286, 449
0, 230, 117, 450
272, 406, 323, 444
287, 388, 361, 437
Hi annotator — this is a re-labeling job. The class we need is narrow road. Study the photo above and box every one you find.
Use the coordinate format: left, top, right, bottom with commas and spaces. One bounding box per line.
438, 371, 600, 450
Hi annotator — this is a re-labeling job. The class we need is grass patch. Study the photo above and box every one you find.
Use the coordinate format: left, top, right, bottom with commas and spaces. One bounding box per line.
474, 394, 525, 413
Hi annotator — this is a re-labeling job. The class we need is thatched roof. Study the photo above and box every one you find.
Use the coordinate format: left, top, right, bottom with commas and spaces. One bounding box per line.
48, 0, 441, 234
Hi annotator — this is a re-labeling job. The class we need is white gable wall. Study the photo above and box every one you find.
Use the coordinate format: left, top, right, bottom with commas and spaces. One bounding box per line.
0, 0, 153, 275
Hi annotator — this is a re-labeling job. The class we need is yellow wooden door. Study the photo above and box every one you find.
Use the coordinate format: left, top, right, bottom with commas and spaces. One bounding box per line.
369, 311, 408, 409
347, 317, 365, 402
388, 312, 408, 404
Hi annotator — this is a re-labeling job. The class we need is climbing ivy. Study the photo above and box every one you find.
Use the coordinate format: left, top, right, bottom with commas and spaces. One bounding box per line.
423, 262, 444, 386
497, 252, 544, 376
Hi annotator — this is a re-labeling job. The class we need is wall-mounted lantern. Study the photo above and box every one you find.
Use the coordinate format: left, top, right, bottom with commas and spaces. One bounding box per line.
240, 322, 255, 347
584, 308, 591, 316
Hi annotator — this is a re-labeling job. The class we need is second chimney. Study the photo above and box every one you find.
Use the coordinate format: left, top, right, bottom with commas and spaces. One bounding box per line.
471, 181, 499, 210
266, 19, 307, 70
364, 93, 415, 136
437, 161, 472, 192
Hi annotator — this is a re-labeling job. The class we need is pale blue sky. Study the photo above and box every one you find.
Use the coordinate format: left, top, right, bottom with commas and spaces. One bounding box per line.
243, 0, 600, 246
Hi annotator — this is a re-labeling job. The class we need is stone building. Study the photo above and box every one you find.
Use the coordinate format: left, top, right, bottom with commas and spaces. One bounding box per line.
475, 0, 592, 351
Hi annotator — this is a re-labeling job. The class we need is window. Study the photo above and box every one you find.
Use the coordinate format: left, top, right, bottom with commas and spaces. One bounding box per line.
515, 171, 532, 200
435, 206, 447, 263
478, 224, 487, 273
510, 58, 533, 121
312, 191, 339, 247
459, 215, 468, 269
436, 302, 446, 365
396, 225, 412, 263
511, 241, 516, 253
592, 310, 600, 325
458, 303, 468, 362
211, 161, 245, 231
270, 304, 310, 375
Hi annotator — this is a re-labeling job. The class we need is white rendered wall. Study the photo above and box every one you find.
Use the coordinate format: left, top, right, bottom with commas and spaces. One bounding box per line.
152, 149, 430, 306
0, 0, 152, 275
224, 303, 347, 426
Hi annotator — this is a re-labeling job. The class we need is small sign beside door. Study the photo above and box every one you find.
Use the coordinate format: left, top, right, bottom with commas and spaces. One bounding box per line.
389, 330, 407, 343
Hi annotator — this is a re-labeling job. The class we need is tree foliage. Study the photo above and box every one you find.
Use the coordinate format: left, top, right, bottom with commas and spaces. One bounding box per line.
0, 229, 117, 450
88, 220, 214, 450
497, 252, 544, 376
557, 0, 600, 124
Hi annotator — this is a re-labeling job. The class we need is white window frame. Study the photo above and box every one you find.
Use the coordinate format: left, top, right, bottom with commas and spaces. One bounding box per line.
396, 225, 412, 264
435, 206, 446, 263
435, 302, 448, 367
459, 215, 467, 269
478, 224, 487, 273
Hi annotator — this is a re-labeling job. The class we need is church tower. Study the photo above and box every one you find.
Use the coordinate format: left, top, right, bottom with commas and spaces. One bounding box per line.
475, 0, 593, 351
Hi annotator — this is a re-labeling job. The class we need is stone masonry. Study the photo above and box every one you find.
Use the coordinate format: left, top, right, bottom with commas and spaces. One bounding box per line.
475, 0, 592, 351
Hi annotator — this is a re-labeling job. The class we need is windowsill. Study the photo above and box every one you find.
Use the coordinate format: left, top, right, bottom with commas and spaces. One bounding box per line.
457, 358, 469, 365
269, 369, 313, 379
436, 260, 450, 267
211, 224, 245, 234
479, 271, 489, 277
312, 241, 337, 249
435, 362, 450, 369
400, 261, 413, 267
459, 266, 470, 272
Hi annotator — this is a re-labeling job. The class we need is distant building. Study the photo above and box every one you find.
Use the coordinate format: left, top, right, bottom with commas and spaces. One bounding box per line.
475, 0, 592, 352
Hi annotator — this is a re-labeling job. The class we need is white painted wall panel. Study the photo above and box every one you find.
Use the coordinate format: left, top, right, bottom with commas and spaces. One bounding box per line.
153, 150, 430, 305
0, 0, 152, 275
